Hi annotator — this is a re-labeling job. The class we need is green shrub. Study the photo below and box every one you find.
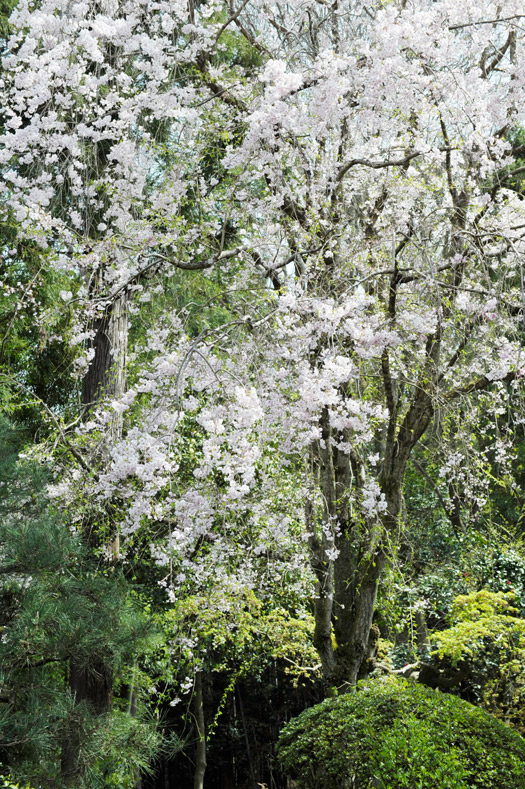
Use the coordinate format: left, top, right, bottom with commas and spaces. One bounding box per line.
0, 772, 35, 789
431, 590, 525, 731
277, 677, 525, 788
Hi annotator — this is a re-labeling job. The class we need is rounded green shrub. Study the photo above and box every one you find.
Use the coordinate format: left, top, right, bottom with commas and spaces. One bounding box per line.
277, 677, 525, 789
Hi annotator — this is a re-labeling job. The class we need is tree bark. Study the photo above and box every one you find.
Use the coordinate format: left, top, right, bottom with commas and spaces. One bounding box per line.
310, 387, 434, 691
82, 293, 128, 442
61, 657, 113, 785
61, 293, 127, 783
332, 536, 385, 688
193, 671, 207, 789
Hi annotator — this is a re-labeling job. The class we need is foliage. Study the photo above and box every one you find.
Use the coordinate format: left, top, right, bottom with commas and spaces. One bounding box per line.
2, 0, 525, 783
0, 770, 36, 789
150, 586, 318, 716
378, 518, 525, 646
161, 587, 317, 679
80, 712, 161, 789
0, 418, 160, 787
141, 585, 319, 760
0, 215, 76, 431
277, 677, 525, 789
0, 780, 33, 789
431, 590, 525, 732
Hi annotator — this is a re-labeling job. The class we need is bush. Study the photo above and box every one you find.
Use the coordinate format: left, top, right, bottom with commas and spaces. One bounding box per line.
0, 772, 35, 789
276, 677, 525, 788
431, 590, 525, 731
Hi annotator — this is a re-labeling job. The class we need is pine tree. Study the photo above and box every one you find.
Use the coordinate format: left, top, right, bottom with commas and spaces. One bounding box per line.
0, 418, 160, 787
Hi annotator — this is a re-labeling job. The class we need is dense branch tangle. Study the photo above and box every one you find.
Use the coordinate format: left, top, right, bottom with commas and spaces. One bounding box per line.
1, 0, 524, 699
208, 0, 525, 688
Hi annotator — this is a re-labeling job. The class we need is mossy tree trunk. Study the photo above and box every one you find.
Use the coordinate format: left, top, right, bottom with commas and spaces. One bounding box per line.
310, 384, 434, 691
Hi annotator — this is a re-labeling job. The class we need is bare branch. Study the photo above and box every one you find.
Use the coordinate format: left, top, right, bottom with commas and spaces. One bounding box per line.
149, 244, 246, 271
0, 374, 97, 478
200, 69, 248, 113
449, 15, 525, 30
215, 0, 251, 42
440, 320, 476, 377
480, 30, 516, 78
445, 370, 518, 400
336, 151, 422, 183
231, 4, 271, 55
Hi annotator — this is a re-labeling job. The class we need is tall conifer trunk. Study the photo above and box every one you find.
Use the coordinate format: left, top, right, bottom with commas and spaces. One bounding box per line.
82, 293, 128, 439
61, 292, 128, 783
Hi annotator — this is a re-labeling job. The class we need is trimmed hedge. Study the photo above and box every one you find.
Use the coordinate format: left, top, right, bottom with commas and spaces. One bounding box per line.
277, 677, 525, 788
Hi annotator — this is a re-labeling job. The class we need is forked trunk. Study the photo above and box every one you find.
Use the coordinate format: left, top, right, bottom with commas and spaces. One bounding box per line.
310, 395, 431, 692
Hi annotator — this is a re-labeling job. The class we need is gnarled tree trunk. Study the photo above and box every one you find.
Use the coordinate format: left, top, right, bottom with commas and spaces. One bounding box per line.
310, 387, 434, 691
